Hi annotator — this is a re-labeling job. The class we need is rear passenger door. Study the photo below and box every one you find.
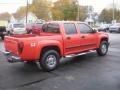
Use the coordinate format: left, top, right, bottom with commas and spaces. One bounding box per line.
78, 23, 98, 51
63, 23, 81, 55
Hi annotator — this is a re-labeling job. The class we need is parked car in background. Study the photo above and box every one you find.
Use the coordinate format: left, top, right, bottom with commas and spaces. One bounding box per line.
6, 23, 27, 35
26, 23, 34, 34
26, 20, 45, 34
0, 26, 6, 40
32, 23, 43, 34
109, 23, 120, 33
98, 24, 110, 32
0, 21, 7, 40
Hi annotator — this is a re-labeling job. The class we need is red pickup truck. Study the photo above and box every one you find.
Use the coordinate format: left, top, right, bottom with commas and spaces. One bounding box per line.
3, 21, 109, 71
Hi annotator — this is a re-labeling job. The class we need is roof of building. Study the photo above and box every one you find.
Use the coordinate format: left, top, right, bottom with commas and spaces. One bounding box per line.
0, 12, 11, 21
12, 12, 37, 20
12, 13, 26, 20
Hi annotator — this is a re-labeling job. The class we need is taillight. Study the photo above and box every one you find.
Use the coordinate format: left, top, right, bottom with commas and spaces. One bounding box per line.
18, 42, 24, 54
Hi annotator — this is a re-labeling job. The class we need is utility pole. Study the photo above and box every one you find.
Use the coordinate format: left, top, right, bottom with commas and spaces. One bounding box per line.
77, 0, 80, 21
26, 0, 28, 24
113, 0, 115, 22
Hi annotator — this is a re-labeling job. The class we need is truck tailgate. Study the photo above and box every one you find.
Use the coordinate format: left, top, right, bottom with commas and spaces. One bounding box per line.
4, 36, 19, 55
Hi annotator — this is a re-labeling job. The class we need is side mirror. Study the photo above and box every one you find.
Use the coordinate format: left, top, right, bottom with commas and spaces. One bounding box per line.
92, 29, 97, 33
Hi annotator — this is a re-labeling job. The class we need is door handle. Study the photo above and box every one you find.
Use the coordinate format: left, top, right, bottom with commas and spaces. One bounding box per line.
80, 36, 85, 38
66, 37, 71, 40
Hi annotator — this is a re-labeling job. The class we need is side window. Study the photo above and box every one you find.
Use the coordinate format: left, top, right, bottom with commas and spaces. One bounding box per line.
64, 23, 77, 35
42, 23, 60, 33
78, 23, 93, 34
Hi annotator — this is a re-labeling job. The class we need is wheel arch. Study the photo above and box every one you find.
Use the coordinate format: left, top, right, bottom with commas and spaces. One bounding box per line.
39, 45, 62, 60
100, 37, 108, 43
97, 37, 109, 48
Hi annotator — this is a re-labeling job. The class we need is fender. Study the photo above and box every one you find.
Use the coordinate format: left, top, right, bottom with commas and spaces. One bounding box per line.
35, 40, 64, 60
97, 32, 109, 48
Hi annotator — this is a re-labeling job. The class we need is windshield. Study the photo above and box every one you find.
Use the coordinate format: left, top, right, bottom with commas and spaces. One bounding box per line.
42, 23, 60, 33
13, 24, 25, 28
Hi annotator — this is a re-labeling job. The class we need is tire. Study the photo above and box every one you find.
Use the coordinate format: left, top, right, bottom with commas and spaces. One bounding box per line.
97, 41, 109, 56
40, 50, 60, 71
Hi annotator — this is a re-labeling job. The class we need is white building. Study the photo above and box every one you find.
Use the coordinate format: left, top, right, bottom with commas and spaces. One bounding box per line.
85, 6, 94, 26
10, 12, 38, 24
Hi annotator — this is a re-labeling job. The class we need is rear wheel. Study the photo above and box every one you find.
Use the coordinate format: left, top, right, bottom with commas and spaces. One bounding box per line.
40, 50, 60, 71
97, 41, 109, 56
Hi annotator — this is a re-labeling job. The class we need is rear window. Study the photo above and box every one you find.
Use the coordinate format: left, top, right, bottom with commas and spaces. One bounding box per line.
13, 24, 25, 28
42, 23, 60, 33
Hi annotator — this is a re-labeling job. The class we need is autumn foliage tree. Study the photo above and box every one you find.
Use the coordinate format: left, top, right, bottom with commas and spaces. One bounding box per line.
51, 0, 87, 21
29, 0, 51, 20
15, 0, 87, 21
15, 0, 51, 20
99, 8, 120, 23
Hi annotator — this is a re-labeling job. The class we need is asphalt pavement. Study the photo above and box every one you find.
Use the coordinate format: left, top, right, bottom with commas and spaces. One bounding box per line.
0, 33, 120, 90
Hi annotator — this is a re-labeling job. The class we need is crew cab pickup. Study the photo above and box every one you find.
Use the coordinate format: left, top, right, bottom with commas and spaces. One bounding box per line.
3, 21, 109, 71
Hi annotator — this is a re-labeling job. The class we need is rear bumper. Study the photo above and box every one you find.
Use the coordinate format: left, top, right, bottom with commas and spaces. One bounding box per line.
3, 51, 21, 63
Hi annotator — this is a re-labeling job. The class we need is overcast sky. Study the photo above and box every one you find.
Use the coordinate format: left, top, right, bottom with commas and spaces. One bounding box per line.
80, 0, 120, 13
0, 0, 32, 14
0, 0, 120, 13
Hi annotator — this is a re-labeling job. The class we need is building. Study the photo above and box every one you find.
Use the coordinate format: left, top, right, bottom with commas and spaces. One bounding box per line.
0, 12, 11, 27
11, 12, 38, 24
84, 6, 95, 26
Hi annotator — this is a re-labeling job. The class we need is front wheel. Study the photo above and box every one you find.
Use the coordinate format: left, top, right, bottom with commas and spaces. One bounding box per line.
40, 50, 60, 71
97, 41, 109, 56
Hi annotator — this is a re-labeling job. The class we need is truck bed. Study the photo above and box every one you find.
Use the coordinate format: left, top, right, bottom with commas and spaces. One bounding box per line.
4, 33, 61, 56
10, 33, 60, 38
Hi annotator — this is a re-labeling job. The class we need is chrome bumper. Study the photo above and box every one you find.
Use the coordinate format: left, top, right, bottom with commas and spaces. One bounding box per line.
3, 51, 21, 63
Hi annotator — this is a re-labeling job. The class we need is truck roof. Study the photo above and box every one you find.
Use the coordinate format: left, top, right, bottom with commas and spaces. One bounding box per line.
46, 21, 87, 24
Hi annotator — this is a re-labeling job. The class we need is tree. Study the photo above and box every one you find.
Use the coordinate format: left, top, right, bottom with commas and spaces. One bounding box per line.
15, 6, 27, 18
79, 6, 88, 21
0, 12, 11, 20
16, 6, 26, 14
99, 8, 120, 23
51, 0, 87, 21
15, 0, 51, 20
15, 0, 87, 21
29, 0, 51, 20
51, 0, 77, 20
